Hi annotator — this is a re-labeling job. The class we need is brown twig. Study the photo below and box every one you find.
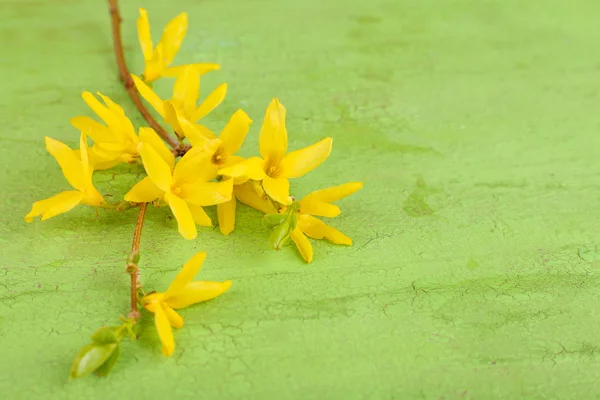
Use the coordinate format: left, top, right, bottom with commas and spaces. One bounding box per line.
107, 0, 183, 155
127, 203, 147, 320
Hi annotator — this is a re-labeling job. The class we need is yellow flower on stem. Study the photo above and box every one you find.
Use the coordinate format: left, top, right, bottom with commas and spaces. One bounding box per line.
290, 182, 363, 262
137, 8, 220, 83
142, 251, 232, 357
124, 136, 233, 240
25, 133, 106, 222
131, 64, 226, 139
70, 91, 141, 170
219, 98, 333, 206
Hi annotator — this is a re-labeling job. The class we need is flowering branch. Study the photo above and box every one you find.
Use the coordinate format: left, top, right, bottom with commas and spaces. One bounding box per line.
107, 0, 184, 155
126, 203, 147, 321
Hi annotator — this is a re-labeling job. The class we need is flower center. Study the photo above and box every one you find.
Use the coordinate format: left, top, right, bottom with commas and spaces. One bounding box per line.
171, 186, 182, 196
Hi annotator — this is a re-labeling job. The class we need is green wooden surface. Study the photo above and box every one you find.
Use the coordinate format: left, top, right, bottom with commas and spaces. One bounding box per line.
2, 0, 600, 398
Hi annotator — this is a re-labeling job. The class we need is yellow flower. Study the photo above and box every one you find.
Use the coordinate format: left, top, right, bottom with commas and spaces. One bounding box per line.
219, 98, 333, 205
132, 64, 226, 139
25, 133, 105, 222
70, 92, 141, 170
137, 8, 219, 83
124, 137, 233, 240
290, 182, 363, 262
142, 251, 232, 357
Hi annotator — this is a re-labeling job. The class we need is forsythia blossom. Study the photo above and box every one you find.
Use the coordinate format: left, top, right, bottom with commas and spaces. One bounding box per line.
137, 8, 219, 82
142, 252, 231, 357
132, 65, 226, 138
25, 133, 105, 222
219, 98, 333, 205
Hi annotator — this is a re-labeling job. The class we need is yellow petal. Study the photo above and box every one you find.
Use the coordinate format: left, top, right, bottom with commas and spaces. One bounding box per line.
139, 127, 174, 170
172, 65, 199, 118
178, 117, 216, 147
163, 305, 184, 328
131, 74, 165, 117
290, 227, 313, 263
165, 192, 197, 240
25, 191, 84, 222
279, 137, 333, 179
81, 92, 122, 132
219, 110, 252, 156
234, 182, 277, 214
163, 100, 185, 139
166, 251, 207, 297
96, 93, 138, 143
298, 201, 340, 218
297, 214, 352, 245
217, 196, 236, 235
218, 157, 266, 180
124, 177, 164, 203
262, 176, 291, 205
79, 132, 93, 190
159, 12, 187, 67
138, 142, 173, 192
188, 203, 212, 226
162, 63, 220, 78
70, 116, 116, 143
259, 98, 287, 164
193, 83, 227, 121
167, 280, 232, 309
299, 182, 363, 217
143, 44, 164, 83
45, 136, 85, 192
184, 179, 233, 206
137, 8, 154, 60
172, 146, 213, 185
154, 304, 175, 357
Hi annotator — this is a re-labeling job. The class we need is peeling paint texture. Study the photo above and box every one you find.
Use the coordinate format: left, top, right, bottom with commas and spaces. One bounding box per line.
2, 0, 600, 398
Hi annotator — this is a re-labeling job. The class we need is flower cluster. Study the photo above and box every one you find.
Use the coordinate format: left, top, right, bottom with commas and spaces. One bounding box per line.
25, 4, 363, 378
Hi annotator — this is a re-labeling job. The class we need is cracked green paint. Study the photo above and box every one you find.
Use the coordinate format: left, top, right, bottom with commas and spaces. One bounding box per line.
2, 0, 600, 398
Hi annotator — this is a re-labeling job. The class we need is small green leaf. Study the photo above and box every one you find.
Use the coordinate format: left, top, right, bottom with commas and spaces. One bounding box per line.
269, 221, 292, 250
90, 327, 119, 344
69, 343, 117, 380
263, 213, 287, 229
94, 345, 120, 377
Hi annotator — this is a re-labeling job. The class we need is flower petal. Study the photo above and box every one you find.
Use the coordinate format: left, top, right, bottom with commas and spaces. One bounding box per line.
217, 196, 236, 235
163, 305, 184, 328
219, 110, 252, 156
163, 100, 185, 139
79, 133, 93, 189
25, 191, 84, 222
298, 201, 340, 218
81, 92, 122, 132
138, 142, 173, 192
96, 93, 137, 142
172, 146, 213, 185
159, 12, 187, 67
299, 182, 363, 217
193, 83, 227, 121
279, 137, 333, 179
177, 118, 216, 147
259, 98, 287, 164
139, 127, 174, 171
124, 177, 164, 203
234, 182, 277, 214
184, 179, 233, 206
137, 8, 153, 60
165, 192, 197, 240
162, 63, 220, 78
166, 251, 207, 297
297, 214, 352, 245
262, 176, 291, 205
219, 157, 266, 180
45, 136, 86, 192
188, 204, 212, 226
172, 65, 199, 118
131, 74, 165, 117
290, 227, 313, 263
167, 280, 232, 309
154, 304, 175, 357
70, 116, 116, 143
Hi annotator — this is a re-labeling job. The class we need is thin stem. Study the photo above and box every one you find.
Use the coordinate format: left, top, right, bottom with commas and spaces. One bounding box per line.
107, 0, 183, 155
127, 203, 147, 321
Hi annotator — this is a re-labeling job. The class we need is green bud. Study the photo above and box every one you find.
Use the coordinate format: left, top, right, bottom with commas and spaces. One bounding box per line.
69, 343, 117, 380
94, 345, 120, 377
126, 251, 140, 265
263, 213, 287, 229
90, 326, 119, 345
269, 220, 292, 250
